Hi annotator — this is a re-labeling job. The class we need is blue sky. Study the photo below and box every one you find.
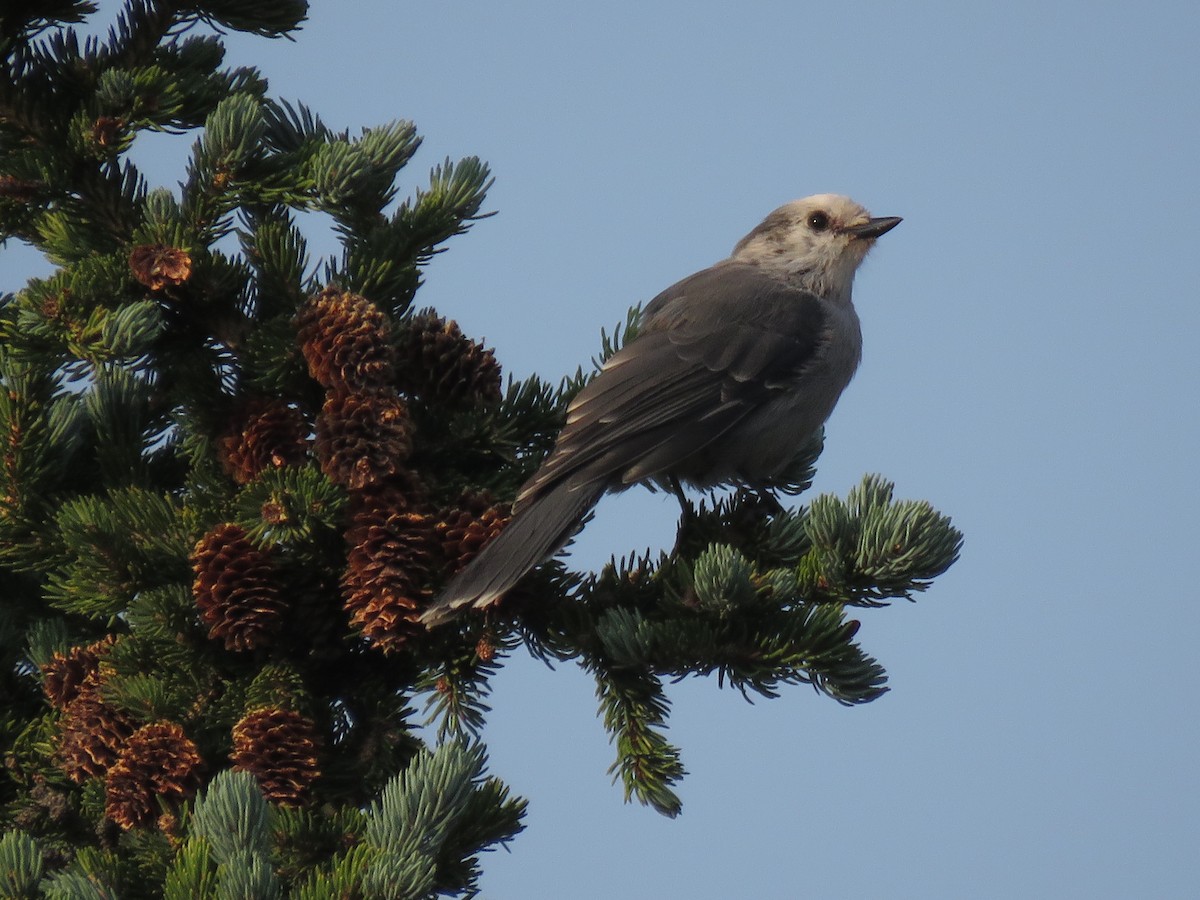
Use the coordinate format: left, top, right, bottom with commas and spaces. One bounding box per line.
5, 2, 1199, 897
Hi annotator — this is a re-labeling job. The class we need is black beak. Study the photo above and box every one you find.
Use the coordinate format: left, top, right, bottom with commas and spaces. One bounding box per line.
846, 216, 902, 239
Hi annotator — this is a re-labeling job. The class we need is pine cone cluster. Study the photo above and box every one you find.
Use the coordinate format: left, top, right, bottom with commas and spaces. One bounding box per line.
47, 636, 135, 784
129, 243, 192, 291
191, 524, 286, 651
342, 490, 438, 652
435, 490, 512, 574
395, 310, 502, 406
315, 390, 413, 490
104, 722, 203, 830
296, 288, 395, 393
218, 398, 310, 484
231, 708, 322, 806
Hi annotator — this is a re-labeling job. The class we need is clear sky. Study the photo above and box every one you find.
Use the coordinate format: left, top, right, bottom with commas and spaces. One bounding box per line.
5, 1, 1199, 897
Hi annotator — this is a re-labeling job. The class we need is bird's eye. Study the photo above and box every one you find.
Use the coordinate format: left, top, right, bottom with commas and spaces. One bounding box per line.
807, 211, 830, 231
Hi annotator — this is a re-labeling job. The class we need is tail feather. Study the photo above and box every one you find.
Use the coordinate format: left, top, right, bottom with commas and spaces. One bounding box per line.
421, 478, 607, 626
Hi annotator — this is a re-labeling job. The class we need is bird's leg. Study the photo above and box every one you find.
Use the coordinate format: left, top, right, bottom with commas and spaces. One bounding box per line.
668, 475, 700, 557
746, 482, 786, 517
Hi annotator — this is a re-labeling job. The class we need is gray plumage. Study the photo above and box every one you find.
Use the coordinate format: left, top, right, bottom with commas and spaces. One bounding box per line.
421, 194, 900, 626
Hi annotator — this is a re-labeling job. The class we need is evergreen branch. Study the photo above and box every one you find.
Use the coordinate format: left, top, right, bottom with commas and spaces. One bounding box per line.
0, 2, 96, 42
317, 687, 422, 807
272, 805, 366, 892
328, 156, 493, 315
670, 491, 811, 570
359, 742, 523, 899
757, 604, 888, 705
38, 162, 148, 262
592, 304, 643, 369
43, 487, 190, 618
309, 120, 423, 225
419, 637, 512, 741
393, 156, 494, 263
123, 584, 201, 652
590, 549, 888, 705
237, 207, 310, 318
233, 466, 345, 547
0, 357, 86, 571
187, 769, 274, 867
150, 35, 231, 130
23, 617, 72, 670
261, 98, 330, 153
162, 834, 217, 900
84, 368, 168, 485
434, 776, 527, 896
592, 662, 685, 817
99, 671, 190, 723
40, 866, 122, 900
195, 92, 267, 179
95, 0, 179, 72
0, 829, 44, 897
804, 474, 963, 607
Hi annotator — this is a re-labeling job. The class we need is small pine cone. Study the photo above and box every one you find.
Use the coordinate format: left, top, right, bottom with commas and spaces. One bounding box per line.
231, 708, 322, 806
129, 244, 192, 291
218, 398, 310, 484
42, 636, 116, 709
342, 494, 438, 652
191, 524, 286, 651
435, 491, 512, 573
57, 695, 137, 783
395, 310, 502, 406
315, 390, 413, 490
296, 288, 395, 392
104, 722, 203, 830
476, 634, 496, 663
92, 115, 124, 148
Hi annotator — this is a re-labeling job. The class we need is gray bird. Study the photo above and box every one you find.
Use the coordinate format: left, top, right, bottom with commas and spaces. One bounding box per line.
421, 194, 900, 626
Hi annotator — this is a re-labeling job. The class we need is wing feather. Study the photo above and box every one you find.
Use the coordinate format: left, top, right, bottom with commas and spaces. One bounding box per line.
516, 262, 828, 508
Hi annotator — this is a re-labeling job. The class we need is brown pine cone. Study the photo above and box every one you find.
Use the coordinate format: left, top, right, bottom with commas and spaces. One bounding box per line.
57, 694, 137, 783
41, 635, 117, 710
435, 490, 512, 574
395, 310, 502, 406
314, 389, 413, 490
129, 244, 192, 291
218, 398, 310, 484
296, 287, 395, 393
231, 708, 322, 806
191, 524, 286, 651
476, 633, 497, 663
342, 492, 439, 652
104, 722, 203, 830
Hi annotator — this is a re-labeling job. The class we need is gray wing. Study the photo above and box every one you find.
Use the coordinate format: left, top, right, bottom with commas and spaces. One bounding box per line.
515, 262, 828, 508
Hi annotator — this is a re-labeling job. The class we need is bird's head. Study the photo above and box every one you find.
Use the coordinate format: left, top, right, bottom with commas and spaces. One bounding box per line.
731, 194, 901, 300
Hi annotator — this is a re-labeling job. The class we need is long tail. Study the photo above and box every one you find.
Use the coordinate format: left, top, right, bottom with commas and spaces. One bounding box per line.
421, 477, 608, 626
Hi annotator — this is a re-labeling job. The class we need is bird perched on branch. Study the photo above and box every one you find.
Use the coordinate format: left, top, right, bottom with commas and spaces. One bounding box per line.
421, 194, 901, 626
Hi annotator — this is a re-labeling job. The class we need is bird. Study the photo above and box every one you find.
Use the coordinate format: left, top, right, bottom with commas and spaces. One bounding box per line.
421, 194, 901, 626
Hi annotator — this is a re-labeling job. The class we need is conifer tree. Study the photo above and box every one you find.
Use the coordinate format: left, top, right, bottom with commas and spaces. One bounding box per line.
0, 3, 962, 896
